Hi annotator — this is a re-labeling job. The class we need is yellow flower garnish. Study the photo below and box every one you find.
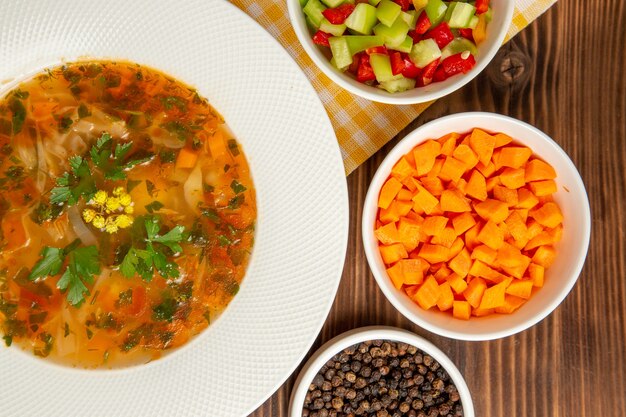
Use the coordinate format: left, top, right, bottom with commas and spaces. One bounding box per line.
104, 217, 119, 234
93, 190, 108, 206
112, 186, 125, 197
92, 215, 106, 229
124, 205, 134, 214
119, 194, 132, 207
115, 214, 133, 229
105, 197, 121, 212
82, 208, 96, 223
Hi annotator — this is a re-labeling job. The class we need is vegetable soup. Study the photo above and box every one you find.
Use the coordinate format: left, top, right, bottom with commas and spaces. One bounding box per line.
0, 61, 256, 367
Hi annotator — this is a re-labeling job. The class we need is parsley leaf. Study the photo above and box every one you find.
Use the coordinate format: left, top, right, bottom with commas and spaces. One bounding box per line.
57, 246, 100, 306
152, 225, 185, 253
145, 200, 164, 213
50, 156, 96, 205
230, 180, 247, 194
28, 247, 64, 280
152, 297, 177, 322
9, 98, 26, 134
90, 132, 151, 180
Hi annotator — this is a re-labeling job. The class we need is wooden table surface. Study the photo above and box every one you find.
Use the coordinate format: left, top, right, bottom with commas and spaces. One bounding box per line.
252, 0, 626, 416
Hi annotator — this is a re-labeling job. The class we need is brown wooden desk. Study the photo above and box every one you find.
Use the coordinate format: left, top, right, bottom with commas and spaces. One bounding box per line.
252, 1, 626, 415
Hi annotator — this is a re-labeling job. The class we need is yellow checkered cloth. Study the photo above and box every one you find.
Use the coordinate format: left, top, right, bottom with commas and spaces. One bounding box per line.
230, 0, 557, 174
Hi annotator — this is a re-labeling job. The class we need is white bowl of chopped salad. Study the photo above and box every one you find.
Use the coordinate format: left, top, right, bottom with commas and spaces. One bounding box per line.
288, 0, 515, 104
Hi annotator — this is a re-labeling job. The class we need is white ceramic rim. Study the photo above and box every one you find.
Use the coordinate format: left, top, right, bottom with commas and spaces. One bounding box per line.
287, 0, 514, 104
361, 112, 591, 340
288, 326, 475, 417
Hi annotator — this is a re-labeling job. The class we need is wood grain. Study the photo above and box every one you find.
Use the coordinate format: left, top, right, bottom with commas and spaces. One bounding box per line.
251, 0, 626, 416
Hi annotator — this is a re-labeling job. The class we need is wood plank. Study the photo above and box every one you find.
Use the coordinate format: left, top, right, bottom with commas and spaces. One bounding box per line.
251, 0, 626, 415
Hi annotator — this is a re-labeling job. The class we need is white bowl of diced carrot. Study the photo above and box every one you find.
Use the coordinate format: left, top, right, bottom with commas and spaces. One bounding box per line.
362, 112, 590, 340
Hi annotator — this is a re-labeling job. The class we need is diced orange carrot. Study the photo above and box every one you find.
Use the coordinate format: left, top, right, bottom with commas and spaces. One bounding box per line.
474, 199, 509, 224
469, 128, 496, 166
530, 202, 563, 228
431, 226, 458, 248
391, 156, 415, 181
475, 160, 496, 178
505, 280, 534, 299
463, 277, 487, 308
412, 186, 439, 214
453, 300, 471, 320
418, 244, 450, 264
414, 140, 442, 176
452, 144, 479, 169
466, 170, 487, 201
500, 263, 530, 279
452, 212, 476, 235
547, 224, 563, 244
378, 177, 403, 209
449, 248, 471, 277
468, 260, 506, 282
525, 159, 557, 182
529, 180, 557, 197
464, 223, 482, 250
379, 243, 408, 264
440, 189, 471, 212
400, 259, 424, 285
455, 178, 468, 195
386, 262, 405, 289
491, 148, 503, 170
495, 242, 531, 269
208, 130, 227, 158
396, 200, 413, 217
525, 220, 544, 240
447, 273, 468, 294
514, 208, 529, 222
493, 185, 519, 207
439, 156, 466, 183
516, 188, 539, 209
433, 264, 452, 282
438, 133, 460, 155
176, 147, 199, 169
524, 231, 553, 251
413, 276, 441, 310
447, 237, 465, 260
379, 203, 401, 224
494, 132, 513, 148
499, 168, 526, 189
495, 295, 526, 314
472, 307, 495, 317
471, 245, 497, 264
532, 245, 557, 268
420, 176, 445, 196
498, 146, 532, 169
397, 217, 422, 252
426, 158, 445, 178
485, 176, 501, 193
397, 188, 413, 201
437, 282, 454, 311
405, 285, 420, 299
528, 263, 545, 287
479, 279, 509, 309
504, 211, 528, 242
421, 216, 448, 236
374, 222, 400, 245
402, 176, 418, 192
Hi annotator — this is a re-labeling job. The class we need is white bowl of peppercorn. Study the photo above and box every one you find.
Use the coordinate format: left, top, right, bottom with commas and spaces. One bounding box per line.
289, 326, 474, 417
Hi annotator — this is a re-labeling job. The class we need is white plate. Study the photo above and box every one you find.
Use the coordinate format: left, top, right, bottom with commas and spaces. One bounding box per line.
0, 1, 349, 416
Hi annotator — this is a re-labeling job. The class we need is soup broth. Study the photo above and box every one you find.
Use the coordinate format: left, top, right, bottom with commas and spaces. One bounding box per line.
0, 62, 256, 367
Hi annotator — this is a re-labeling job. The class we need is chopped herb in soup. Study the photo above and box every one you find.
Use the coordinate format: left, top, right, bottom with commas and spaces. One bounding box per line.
0, 62, 256, 368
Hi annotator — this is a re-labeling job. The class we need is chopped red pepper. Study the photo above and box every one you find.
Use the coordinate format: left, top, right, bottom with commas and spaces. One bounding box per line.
441, 52, 476, 76
433, 67, 448, 82
401, 54, 421, 78
322, 3, 355, 25
458, 28, 474, 42
390, 52, 405, 76
416, 58, 440, 86
312, 30, 332, 47
475, 0, 490, 14
408, 30, 423, 44
423, 22, 454, 49
365, 45, 388, 55
348, 52, 362, 75
393, 0, 411, 11
357, 54, 376, 83
414, 11, 432, 35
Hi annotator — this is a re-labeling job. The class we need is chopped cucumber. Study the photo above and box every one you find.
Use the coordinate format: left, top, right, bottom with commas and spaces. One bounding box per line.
467, 15, 479, 29
440, 37, 478, 60
306, 16, 319, 32
320, 18, 347, 36
376, 0, 402, 27
412, 0, 428, 12
409, 38, 442, 67
344, 35, 385, 53
303, 0, 327, 27
320, 0, 345, 7
369, 53, 395, 82
379, 75, 416, 93
485, 7, 493, 22
386, 35, 414, 53
424, 0, 447, 25
373, 18, 410, 45
368, 0, 382, 5
345, 3, 378, 35
329, 37, 353, 69
330, 57, 349, 71
445, 2, 476, 28
400, 10, 418, 29
300, 0, 309, 8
